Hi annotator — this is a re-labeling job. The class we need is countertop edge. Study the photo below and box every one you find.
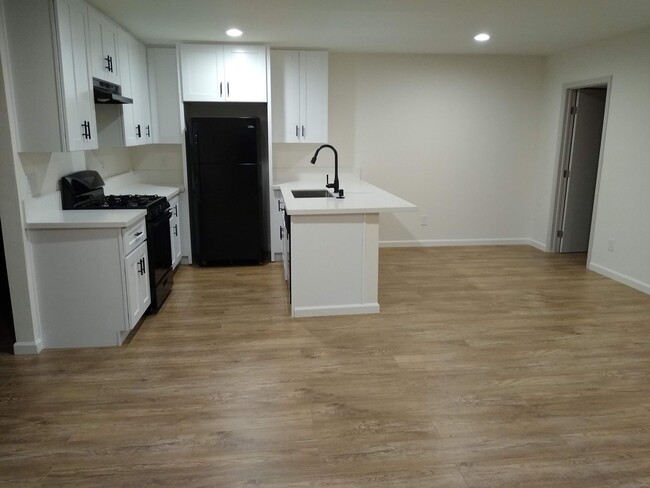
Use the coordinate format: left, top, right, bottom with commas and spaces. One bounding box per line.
278, 180, 417, 216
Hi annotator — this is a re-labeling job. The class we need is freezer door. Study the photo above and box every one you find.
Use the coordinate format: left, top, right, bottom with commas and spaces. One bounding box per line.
193, 117, 260, 164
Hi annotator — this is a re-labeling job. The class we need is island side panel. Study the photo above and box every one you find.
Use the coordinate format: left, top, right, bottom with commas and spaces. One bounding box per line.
290, 213, 379, 317
362, 213, 379, 306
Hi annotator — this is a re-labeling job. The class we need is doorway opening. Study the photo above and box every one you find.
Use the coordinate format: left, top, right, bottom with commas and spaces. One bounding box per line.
0, 220, 16, 353
551, 78, 610, 258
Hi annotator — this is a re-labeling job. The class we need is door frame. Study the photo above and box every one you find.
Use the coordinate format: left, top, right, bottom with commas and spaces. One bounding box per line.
549, 76, 612, 258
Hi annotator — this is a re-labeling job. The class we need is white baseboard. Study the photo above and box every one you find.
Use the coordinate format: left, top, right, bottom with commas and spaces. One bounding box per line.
293, 303, 380, 318
588, 262, 650, 295
13, 339, 43, 355
527, 239, 548, 251
379, 238, 533, 248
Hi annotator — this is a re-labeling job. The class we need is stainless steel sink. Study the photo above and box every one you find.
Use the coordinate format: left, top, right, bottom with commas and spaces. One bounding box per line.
291, 189, 333, 198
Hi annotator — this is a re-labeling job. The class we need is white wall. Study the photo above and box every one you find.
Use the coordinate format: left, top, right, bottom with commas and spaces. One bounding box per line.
531, 26, 650, 293
0, 9, 42, 353
275, 53, 545, 245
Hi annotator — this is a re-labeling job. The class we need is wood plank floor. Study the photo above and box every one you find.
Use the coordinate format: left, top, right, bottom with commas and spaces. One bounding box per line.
1, 246, 650, 487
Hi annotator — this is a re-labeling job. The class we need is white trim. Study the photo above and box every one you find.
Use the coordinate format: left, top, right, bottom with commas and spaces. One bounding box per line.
379, 238, 532, 248
293, 303, 380, 318
548, 76, 612, 254
13, 339, 43, 355
588, 263, 650, 296
527, 239, 547, 251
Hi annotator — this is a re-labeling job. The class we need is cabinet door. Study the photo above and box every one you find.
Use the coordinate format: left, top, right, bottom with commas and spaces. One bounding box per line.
118, 31, 138, 146
300, 51, 328, 143
180, 44, 225, 101
147, 47, 182, 144
271, 50, 300, 142
55, 0, 97, 151
138, 244, 152, 317
271, 190, 284, 258
121, 37, 150, 145
223, 45, 267, 102
125, 241, 150, 329
125, 244, 143, 328
169, 196, 182, 268
134, 42, 152, 143
88, 8, 120, 84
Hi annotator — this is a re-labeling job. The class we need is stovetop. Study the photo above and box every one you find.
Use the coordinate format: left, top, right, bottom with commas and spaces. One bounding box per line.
73, 194, 170, 219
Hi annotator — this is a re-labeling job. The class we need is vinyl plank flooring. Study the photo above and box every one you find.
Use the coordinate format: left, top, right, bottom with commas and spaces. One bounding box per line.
1, 246, 650, 486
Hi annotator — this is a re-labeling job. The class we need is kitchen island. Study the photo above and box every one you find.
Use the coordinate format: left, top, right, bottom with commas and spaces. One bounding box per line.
279, 179, 416, 317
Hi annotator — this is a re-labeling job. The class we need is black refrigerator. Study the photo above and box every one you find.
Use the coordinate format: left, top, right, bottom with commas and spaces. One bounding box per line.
187, 117, 264, 265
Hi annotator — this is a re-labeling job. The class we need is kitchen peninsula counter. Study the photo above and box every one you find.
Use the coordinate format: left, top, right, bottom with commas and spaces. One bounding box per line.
278, 178, 416, 318
279, 179, 416, 216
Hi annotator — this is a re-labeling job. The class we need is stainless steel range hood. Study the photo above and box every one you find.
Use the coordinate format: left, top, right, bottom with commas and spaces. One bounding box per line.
93, 78, 133, 104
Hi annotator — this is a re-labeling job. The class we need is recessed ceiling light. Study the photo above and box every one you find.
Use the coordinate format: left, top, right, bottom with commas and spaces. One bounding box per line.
226, 28, 243, 37
474, 33, 490, 42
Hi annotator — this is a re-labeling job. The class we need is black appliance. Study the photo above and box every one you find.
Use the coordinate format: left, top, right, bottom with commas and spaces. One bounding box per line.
60, 170, 173, 312
187, 117, 265, 265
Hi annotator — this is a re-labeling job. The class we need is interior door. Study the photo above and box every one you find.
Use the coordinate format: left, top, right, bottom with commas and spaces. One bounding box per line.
559, 88, 606, 253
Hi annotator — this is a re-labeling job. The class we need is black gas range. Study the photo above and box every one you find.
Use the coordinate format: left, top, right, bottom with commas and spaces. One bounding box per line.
61, 170, 173, 313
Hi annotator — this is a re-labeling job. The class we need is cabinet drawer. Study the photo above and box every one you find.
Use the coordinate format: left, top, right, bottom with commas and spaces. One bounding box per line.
122, 220, 147, 256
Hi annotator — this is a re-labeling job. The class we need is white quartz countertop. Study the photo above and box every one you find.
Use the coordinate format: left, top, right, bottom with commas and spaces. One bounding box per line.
25, 203, 147, 230
24, 175, 183, 230
279, 179, 417, 215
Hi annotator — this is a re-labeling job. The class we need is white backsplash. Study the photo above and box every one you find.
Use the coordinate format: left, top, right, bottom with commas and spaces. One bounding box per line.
86, 147, 132, 180
130, 144, 183, 186
19, 151, 85, 197
18, 144, 183, 198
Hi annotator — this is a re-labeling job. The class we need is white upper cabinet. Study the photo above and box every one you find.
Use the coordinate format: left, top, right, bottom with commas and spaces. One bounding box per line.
271, 50, 328, 143
4, 0, 97, 152
133, 41, 153, 143
116, 33, 152, 146
87, 6, 120, 84
222, 45, 267, 102
117, 30, 138, 147
147, 47, 182, 144
180, 44, 267, 102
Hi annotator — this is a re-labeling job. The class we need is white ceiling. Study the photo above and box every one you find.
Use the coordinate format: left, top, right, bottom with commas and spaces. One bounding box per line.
86, 0, 650, 55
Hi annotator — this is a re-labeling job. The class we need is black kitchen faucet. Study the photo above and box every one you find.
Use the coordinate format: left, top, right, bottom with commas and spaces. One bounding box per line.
310, 144, 344, 198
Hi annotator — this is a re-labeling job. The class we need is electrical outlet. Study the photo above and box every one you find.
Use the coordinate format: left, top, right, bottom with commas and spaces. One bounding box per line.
608, 238, 615, 252
420, 214, 428, 226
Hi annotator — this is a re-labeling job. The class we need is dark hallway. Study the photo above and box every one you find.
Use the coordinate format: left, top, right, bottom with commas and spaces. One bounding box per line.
0, 221, 15, 353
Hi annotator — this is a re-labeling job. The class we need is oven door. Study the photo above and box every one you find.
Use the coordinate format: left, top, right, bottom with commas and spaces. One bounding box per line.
147, 208, 173, 311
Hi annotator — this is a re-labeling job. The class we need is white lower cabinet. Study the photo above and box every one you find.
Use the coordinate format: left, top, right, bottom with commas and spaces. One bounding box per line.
169, 195, 182, 268
125, 241, 151, 329
271, 190, 284, 261
30, 218, 151, 349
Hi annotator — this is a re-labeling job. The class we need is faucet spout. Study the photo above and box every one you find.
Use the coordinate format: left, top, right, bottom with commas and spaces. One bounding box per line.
311, 144, 343, 197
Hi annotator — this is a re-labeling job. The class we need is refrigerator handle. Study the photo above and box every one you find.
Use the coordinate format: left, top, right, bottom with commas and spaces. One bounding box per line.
295, 125, 299, 138
219, 82, 223, 97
